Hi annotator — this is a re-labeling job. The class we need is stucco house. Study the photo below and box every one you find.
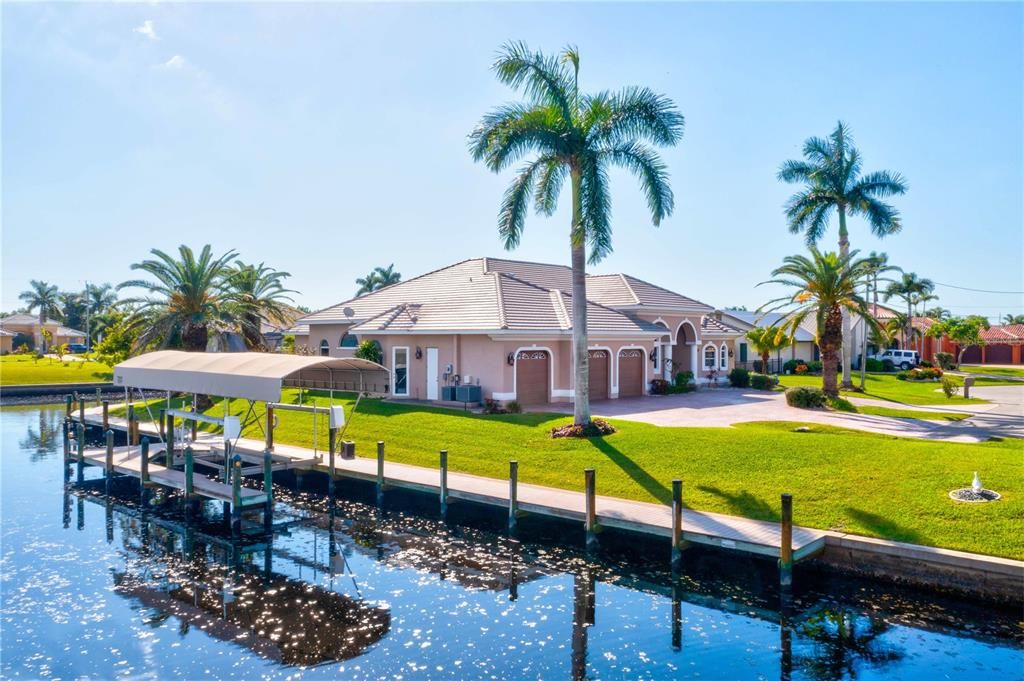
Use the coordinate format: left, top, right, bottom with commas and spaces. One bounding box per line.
0, 329, 15, 354
718, 309, 819, 371
288, 258, 742, 405
0, 314, 87, 352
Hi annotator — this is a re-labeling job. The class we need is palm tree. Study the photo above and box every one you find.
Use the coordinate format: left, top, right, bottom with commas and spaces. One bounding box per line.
469, 42, 684, 426
355, 264, 402, 296
925, 306, 952, 321
778, 122, 907, 390
1002, 314, 1024, 325
859, 251, 900, 387
18, 280, 61, 351
883, 272, 934, 350
58, 291, 87, 332
745, 327, 790, 374
119, 245, 238, 351
760, 248, 877, 397
225, 261, 297, 349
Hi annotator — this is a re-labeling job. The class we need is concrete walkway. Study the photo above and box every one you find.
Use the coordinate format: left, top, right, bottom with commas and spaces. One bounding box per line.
550, 385, 1024, 443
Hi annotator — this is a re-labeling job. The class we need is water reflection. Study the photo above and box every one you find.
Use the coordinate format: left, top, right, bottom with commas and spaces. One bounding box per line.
19, 409, 62, 460
795, 607, 904, 680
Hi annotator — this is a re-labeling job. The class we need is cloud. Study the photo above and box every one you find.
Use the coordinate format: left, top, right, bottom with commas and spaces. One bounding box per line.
132, 19, 158, 41
160, 54, 185, 69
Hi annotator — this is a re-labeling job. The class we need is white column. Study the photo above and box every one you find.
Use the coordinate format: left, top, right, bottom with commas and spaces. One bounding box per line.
688, 342, 699, 378
662, 343, 672, 380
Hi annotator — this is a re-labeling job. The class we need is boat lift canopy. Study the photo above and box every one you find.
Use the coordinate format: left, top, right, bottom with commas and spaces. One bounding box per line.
114, 350, 389, 402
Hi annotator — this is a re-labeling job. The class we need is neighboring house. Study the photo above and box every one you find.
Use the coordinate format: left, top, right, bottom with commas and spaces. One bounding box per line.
718, 310, 819, 370
850, 304, 953, 366
959, 325, 1024, 365
0, 329, 14, 354
0, 314, 86, 351
290, 257, 740, 405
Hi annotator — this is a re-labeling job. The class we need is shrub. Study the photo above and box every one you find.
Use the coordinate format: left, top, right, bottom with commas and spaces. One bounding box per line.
794, 363, 809, 374
865, 358, 885, 372
881, 358, 895, 372
785, 385, 827, 408
282, 334, 296, 354
899, 367, 944, 381
749, 373, 776, 390
919, 360, 933, 368
354, 339, 383, 365
650, 378, 670, 395
934, 352, 955, 370
728, 367, 750, 388
940, 376, 959, 399
551, 418, 617, 439
806, 360, 823, 374
506, 400, 522, 414
782, 359, 801, 373
482, 398, 507, 414
674, 370, 694, 387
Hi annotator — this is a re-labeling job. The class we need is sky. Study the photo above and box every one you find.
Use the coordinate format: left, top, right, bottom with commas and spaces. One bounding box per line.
3, 2, 1022, 322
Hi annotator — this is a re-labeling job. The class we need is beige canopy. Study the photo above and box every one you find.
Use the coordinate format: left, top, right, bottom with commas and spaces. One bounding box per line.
114, 350, 389, 402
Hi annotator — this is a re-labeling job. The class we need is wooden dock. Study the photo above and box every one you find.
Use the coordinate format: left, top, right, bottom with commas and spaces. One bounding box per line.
70, 400, 827, 568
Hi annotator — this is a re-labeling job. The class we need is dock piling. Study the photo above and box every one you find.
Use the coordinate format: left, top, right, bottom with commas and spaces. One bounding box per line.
376, 441, 385, 506
328, 433, 337, 502
780, 493, 793, 588
127, 405, 137, 446
263, 448, 274, 533
265, 405, 274, 451
140, 437, 150, 504
439, 450, 449, 516
184, 446, 195, 519
65, 394, 73, 419
76, 423, 85, 484
231, 457, 243, 537
101, 400, 109, 431
104, 430, 114, 494
78, 398, 85, 432
671, 479, 684, 573
95, 387, 102, 407
509, 460, 519, 534
165, 413, 175, 468
584, 468, 599, 553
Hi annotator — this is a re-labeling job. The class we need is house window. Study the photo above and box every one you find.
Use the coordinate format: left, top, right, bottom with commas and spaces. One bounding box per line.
340, 333, 359, 348
703, 344, 717, 370
739, 342, 748, 363
720, 344, 728, 369
813, 345, 821, 361
392, 346, 409, 396
319, 340, 329, 356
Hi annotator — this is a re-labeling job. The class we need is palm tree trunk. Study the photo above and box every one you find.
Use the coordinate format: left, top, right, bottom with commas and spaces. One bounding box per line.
570, 169, 590, 427
859, 279, 869, 388
838, 206, 852, 389
821, 305, 843, 397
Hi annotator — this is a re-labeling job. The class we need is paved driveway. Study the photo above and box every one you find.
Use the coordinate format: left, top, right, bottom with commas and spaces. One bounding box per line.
549, 385, 1024, 443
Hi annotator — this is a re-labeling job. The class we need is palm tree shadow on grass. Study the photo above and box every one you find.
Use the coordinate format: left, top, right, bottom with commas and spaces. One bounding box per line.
587, 437, 671, 504
844, 507, 926, 545
698, 485, 778, 522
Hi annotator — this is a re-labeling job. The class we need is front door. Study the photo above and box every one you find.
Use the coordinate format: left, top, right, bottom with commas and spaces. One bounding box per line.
426, 348, 439, 400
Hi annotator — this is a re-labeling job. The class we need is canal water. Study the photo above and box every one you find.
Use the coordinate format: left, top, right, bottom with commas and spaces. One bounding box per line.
2, 405, 1021, 679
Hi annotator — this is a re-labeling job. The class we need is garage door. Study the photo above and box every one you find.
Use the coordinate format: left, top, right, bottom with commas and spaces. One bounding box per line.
516, 350, 549, 405
987, 344, 1012, 364
618, 349, 644, 397
588, 350, 609, 401
960, 346, 981, 364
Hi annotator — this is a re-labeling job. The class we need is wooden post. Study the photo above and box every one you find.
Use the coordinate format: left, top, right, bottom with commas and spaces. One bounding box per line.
76, 423, 85, 484
140, 437, 150, 504
62, 419, 71, 460
190, 399, 198, 441
439, 450, 449, 516
165, 412, 175, 468
328, 431, 337, 501
263, 448, 274, 533
376, 441, 385, 506
671, 479, 684, 573
102, 400, 109, 431
780, 493, 793, 588
508, 460, 519, 534
223, 441, 232, 524
104, 429, 114, 494
584, 468, 598, 553
184, 446, 194, 497
79, 398, 85, 432
265, 404, 274, 451
95, 387, 102, 407
127, 404, 136, 446
231, 457, 242, 537
671, 576, 683, 652
65, 394, 73, 418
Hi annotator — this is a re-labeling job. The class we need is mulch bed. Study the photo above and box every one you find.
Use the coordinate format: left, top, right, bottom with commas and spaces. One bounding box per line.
550, 418, 617, 439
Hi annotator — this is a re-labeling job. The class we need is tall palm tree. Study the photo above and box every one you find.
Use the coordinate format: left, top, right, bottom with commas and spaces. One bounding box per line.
859, 251, 900, 386
760, 248, 877, 397
355, 264, 402, 296
925, 306, 952, 321
225, 261, 297, 349
883, 272, 934, 350
745, 327, 790, 374
469, 42, 684, 426
778, 122, 907, 390
1002, 314, 1024, 325
18, 280, 61, 351
119, 245, 238, 351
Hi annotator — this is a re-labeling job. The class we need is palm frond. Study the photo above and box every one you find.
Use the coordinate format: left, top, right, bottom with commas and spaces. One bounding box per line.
534, 157, 568, 216
498, 157, 547, 251
579, 154, 612, 263
603, 141, 674, 224
468, 103, 567, 172
492, 42, 574, 122
587, 86, 684, 146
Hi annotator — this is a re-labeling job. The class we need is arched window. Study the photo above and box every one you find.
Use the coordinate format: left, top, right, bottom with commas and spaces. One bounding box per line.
319, 340, 329, 356
340, 333, 359, 348
720, 343, 729, 369
703, 344, 717, 370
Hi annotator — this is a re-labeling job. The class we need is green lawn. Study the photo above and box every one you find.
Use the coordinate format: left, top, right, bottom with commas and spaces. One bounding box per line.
778, 373, 992, 405
958, 365, 1024, 379
853, 405, 970, 422
120, 389, 1023, 560
0, 354, 113, 385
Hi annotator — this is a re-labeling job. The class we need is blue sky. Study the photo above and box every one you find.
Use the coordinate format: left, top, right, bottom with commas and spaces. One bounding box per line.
3, 2, 1022, 320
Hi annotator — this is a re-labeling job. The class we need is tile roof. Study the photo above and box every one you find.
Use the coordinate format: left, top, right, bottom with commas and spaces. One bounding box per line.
700, 316, 744, 336
719, 310, 816, 342
310, 258, 689, 337
980, 324, 1024, 343
0, 314, 85, 336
